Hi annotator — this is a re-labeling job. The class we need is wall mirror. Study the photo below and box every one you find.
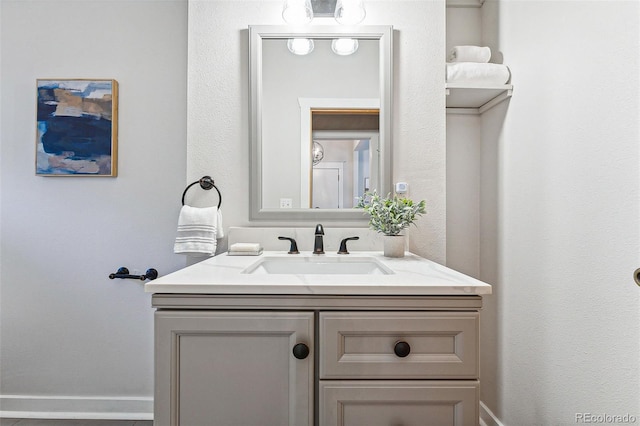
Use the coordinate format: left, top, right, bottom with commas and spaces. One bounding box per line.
249, 25, 393, 222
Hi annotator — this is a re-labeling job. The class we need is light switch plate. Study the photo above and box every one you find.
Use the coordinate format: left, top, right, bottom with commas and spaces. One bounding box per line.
395, 182, 408, 194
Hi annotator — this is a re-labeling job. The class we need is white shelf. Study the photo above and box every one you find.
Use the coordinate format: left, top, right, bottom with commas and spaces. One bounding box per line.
445, 83, 513, 114
446, 0, 484, 8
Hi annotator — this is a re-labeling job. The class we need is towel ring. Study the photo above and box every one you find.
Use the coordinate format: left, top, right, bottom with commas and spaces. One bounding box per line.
181, 176, 222, 208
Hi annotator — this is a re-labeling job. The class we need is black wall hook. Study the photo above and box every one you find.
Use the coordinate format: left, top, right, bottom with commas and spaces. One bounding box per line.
109, 267, 158, 281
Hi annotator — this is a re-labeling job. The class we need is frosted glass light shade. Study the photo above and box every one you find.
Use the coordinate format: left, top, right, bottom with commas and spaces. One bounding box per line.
287, 38, 315, 55
331, 38, 359, 55
334, 0, 366, 25
282, 0, 314, 24
312, 141, 324, 165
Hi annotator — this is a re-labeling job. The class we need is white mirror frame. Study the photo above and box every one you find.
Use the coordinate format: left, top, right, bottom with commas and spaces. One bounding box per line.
249, 25, 393, 223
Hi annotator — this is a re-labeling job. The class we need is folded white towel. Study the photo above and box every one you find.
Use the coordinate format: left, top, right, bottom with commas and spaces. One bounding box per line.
174, 206, 224, 256
446, 62, 511, 85
448, 46, 491, 63
228, 242, 263, 256
229, 243, 262, 252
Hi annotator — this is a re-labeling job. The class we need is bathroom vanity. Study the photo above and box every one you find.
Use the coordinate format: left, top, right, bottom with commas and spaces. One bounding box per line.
146, 251, 491, 426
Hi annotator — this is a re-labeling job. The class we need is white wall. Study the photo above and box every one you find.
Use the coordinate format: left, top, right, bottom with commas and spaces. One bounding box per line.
0, 0, 187, 418
446, 113, 481, 277
482, 0, 640, 423
188, 0, 447, 262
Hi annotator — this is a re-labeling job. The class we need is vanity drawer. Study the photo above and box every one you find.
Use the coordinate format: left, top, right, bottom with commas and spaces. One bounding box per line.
319, 380, 479, 426
319, 311, 478, 379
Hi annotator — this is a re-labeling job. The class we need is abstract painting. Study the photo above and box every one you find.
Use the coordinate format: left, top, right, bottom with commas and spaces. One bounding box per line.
36, 79, 118, 176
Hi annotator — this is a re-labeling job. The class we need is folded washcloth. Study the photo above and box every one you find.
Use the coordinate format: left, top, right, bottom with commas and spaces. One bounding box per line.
230, 243, 262, 252
446, 62, 511, 85
448, 46, 491, 63
228, 242, 263, 256
174, 206, 224, 256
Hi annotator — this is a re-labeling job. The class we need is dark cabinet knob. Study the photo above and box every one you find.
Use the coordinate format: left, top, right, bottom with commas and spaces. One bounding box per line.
394, 341, 411, 358
292, 343, 310, 360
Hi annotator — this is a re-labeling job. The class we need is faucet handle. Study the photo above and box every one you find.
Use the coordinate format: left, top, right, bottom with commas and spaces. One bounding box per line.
278, 236, 299, 254
337, 236, 360, 255
315, 223, 324, 235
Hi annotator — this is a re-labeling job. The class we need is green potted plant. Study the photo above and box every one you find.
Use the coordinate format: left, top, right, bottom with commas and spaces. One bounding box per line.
356, 191, 426, 257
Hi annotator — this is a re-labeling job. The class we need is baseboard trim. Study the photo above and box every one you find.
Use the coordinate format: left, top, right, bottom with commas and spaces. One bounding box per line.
480, 400, 505, 426
1, 395, 498, 424
0, 395, 153, 420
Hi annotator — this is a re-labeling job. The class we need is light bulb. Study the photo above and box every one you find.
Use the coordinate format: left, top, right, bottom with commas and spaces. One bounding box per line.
331, 38, 359, 55
312, 141, 324, 165
334, 0, 366, 25
282, 0, 314, 25
287, 38, 315, 55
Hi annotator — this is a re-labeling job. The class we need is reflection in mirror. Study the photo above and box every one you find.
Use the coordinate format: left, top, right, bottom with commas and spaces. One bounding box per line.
249, 25, 393, 222
263, 40, 378, 210
308, 109, 379, 209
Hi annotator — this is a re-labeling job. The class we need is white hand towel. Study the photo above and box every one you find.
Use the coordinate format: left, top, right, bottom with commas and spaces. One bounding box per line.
174, 206, 223, 256
446, 62, 511, 85
448, 46, 491, 63
215, 209, 224, 239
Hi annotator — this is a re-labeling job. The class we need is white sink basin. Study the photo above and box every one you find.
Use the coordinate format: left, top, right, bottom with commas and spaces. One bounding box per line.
242, 256, 394, 275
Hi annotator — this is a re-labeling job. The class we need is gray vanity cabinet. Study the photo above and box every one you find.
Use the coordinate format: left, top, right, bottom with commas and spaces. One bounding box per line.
152, 295, 482, 426
154, 310, 315, 426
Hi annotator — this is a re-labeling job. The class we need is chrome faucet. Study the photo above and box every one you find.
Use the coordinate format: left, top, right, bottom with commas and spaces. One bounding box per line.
313, 224, 324, 254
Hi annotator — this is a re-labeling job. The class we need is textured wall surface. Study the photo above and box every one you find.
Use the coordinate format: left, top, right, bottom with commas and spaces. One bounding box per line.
482, 1, 640, 423
188, 0, 446, 262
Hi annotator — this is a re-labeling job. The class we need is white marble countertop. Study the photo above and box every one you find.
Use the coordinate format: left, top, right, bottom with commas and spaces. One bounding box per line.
145, 251, 492, 296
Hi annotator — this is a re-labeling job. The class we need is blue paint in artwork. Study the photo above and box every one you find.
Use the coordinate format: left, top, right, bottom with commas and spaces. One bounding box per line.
36, 88, 57, 121
78, 82, 113, 98
41, 116, 112, 158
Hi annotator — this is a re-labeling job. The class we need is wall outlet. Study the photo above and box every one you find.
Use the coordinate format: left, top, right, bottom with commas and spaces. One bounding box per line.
280, 198, 293, 208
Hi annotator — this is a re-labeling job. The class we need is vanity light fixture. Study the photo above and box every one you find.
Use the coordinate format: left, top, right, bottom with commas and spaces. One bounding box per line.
282, 0, 314, 24
282, 0, 365, 56
287, 38, 315, 55
331, 38, 359, 55
282, 0, 366, 25
334, 0, 366, 25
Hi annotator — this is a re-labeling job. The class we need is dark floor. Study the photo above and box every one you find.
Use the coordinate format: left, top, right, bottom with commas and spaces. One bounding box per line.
0, 420, 151, 426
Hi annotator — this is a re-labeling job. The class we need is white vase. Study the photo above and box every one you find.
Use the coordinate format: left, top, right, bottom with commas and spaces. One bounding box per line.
383, 235, 405, 258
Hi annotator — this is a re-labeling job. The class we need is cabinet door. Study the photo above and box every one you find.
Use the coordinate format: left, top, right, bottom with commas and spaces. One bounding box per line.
155, 311, 314, 426
319, 380, 479, 426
